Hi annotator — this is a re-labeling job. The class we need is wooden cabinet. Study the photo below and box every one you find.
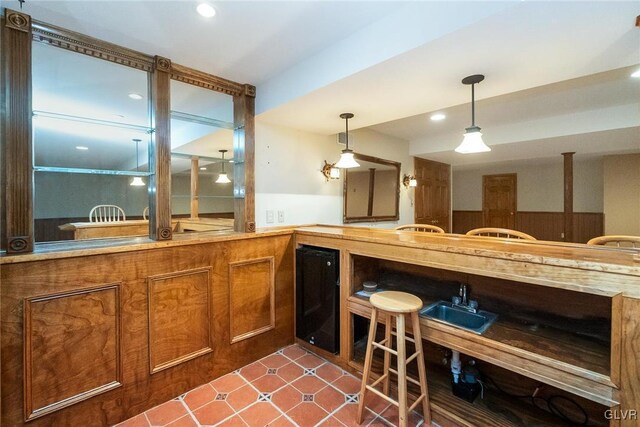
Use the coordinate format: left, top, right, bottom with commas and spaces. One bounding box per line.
295, 227, 640, 427
415, 158, 451, 232
0, 233, 294, 426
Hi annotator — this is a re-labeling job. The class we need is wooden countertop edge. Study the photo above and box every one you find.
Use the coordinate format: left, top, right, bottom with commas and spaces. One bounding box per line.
294, 226, 640, 277
0, 228, 297, 264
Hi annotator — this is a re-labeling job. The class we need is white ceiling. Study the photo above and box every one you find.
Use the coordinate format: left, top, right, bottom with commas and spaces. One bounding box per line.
8, 0, 640, 168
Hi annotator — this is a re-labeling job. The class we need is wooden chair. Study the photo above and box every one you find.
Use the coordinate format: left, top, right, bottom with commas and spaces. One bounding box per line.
89, 205, 126, 223
466, 227, 536, 241
587, 235, 640, 248
395, 224, 445, 233
142, 207, 149, 220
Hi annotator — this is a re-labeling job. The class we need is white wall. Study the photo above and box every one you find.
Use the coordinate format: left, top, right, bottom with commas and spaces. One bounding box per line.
603, 153, 640, 235
255, 121, 414, 228
452, 156, 603, 212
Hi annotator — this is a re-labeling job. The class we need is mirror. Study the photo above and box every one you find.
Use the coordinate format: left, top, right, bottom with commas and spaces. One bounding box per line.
343, 153, 400, 223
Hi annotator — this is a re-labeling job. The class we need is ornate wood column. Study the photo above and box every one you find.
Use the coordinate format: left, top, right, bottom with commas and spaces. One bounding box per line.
233, 85, 256, 232
149, 56, 172, 240
2, 9, 33, 253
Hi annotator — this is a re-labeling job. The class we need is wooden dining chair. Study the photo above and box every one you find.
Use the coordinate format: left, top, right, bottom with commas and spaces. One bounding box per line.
587, 235, 640, 248
142, 206, 149, 220
89, 205, 126, 223
466, 227, 536, 241
395, 224, 445, 233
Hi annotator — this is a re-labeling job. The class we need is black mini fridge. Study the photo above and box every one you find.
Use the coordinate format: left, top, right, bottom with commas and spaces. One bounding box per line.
296, 246, 340, 354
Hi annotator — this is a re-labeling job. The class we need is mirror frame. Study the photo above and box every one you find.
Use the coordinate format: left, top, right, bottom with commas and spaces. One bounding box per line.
343, 153, 400, 224
1, 8, 255, 253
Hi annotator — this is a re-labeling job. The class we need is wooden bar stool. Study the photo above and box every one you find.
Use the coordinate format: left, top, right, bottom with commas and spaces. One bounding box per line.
357, 291, 431, 426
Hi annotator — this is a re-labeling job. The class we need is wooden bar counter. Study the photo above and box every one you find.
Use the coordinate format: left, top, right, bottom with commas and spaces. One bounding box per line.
1, 225, 639, 426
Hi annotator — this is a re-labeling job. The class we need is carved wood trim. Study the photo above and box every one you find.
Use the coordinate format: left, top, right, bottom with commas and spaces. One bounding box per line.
147, 267, 213, 374
610, 293, 623, 388
170, 63, 244, 97
23, 284, 122, 420
229, 257, 275, 344
31, 19, 154, 71
3, 10, 34, 252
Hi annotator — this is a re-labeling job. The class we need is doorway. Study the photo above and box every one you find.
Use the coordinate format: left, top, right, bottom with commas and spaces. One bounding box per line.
414, 158, 450, 232
482, 174, 516, 229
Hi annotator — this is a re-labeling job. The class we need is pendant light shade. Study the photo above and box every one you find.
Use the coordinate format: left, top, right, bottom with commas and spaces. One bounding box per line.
130, 138, 146, 186
455, 75, 491, 154
335, 113, 360, 169
216, 149, 232, 184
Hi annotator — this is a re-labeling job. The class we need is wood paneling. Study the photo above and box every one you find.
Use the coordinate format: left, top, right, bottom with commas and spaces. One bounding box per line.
2, 10, 33, 253
229, 257, 275, 343
1, 234, 294, 426
620, 298, 640, 426
147, 267, 212, 373
233, 87, 256, 232
563, 152, 575, 243
453, 210, 603, 243
24, 285, 121, 420
150, 56, 172, 241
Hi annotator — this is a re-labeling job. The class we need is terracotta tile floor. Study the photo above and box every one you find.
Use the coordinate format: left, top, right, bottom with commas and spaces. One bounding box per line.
116, 344, 424, 427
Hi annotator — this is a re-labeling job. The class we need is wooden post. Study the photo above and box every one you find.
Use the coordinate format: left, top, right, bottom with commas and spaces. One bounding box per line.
562, 152, 575, 242
149, 56, 172, 240
233, 85, 256, 232
190, 157, 199, 220
2, 10, 33, 253
367, 168, 376, 217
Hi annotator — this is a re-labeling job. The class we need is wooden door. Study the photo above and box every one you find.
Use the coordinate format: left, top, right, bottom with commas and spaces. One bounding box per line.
415, 158, 451, 232
483, 174, 516, 228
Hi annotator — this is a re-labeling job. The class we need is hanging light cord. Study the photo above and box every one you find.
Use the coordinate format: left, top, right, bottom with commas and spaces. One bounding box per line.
221, 151, 225, 173
345, 116, 350, 150
471, 83, 476, 127
135, 140, 140, 172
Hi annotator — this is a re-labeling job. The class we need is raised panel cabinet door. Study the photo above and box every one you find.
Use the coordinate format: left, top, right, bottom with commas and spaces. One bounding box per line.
24, 284, 122, 420
483, 174, 517, 229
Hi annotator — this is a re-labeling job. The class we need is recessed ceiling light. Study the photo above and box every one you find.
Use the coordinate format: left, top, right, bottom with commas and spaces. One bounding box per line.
200, 167, 207, 170
228, 160, 234, 163
76, 146, 88, 150
631, 70, 640, 78
197, 3, 216, 18
430, 113, 446, 121
128, 93, 143, 100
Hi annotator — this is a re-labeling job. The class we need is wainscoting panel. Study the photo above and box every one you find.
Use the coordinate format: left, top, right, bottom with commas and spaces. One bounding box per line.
147, 267, 213, 374
229, 257, 275, 344
452, 210, 603, 243
23, 284, 121, 420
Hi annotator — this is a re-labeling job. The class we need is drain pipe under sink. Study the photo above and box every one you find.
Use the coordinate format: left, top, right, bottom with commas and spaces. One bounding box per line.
451, 350, 462, 383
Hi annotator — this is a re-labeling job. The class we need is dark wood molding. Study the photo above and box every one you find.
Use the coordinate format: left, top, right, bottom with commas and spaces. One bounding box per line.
233, 92, 256, 232
2, 9, 33, 253
31, 19, 153, 71
562, 152, 575, 243
367, 168, 375, 217
150, 56, 172, 240
171, 63, 244, 97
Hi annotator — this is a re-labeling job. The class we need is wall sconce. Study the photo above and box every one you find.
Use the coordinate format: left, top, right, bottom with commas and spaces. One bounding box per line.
403, 174, 417, 188
322, 160, 340, 181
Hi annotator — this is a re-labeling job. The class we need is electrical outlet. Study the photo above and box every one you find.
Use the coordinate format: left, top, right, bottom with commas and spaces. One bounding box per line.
266, 210, 274, 224
278, 210, 285, 223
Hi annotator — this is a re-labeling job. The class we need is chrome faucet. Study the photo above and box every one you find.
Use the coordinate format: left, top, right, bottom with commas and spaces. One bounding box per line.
453, 284, 478, 313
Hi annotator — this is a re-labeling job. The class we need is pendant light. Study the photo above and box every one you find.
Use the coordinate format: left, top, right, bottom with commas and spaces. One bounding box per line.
334, 113, 360, 169
130, 138, 145, 186
215, 149, 232, 183
455, 74, 491, 154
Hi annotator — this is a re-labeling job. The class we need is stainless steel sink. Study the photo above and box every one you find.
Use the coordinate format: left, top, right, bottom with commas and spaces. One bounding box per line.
420, 301, 498, 335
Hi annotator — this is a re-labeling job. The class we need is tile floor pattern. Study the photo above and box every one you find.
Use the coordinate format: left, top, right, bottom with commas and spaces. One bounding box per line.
116, 345, 424, 427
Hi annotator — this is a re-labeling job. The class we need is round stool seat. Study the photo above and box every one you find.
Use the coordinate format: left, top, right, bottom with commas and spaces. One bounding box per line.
369, 291, 423, 313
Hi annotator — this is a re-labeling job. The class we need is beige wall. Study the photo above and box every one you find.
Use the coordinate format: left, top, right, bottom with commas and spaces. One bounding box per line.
452, 157, 603, 213
603, 153, 640, 235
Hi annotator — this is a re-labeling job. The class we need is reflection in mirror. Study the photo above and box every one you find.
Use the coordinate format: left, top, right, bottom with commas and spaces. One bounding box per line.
170, 80, 235, 233
344, 153, 400, 223
32, 41, 152, 242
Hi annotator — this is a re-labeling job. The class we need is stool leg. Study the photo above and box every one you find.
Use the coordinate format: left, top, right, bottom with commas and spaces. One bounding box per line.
357, 307, 379, 424
382, 313, 392, 395
411, 312, 431, 426
396, 314, 408, 427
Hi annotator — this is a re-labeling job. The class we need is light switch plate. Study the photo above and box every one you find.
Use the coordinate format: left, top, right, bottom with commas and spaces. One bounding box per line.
278, 210, 284, 223
266, 210, 274, 223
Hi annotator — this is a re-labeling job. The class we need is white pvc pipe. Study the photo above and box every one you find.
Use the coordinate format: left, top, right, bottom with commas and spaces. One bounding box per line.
451, 350, 462, 384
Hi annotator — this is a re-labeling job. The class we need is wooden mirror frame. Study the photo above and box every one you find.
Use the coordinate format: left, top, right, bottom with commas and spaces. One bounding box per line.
1, 9, 255, 253
343, 153, 401, 224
